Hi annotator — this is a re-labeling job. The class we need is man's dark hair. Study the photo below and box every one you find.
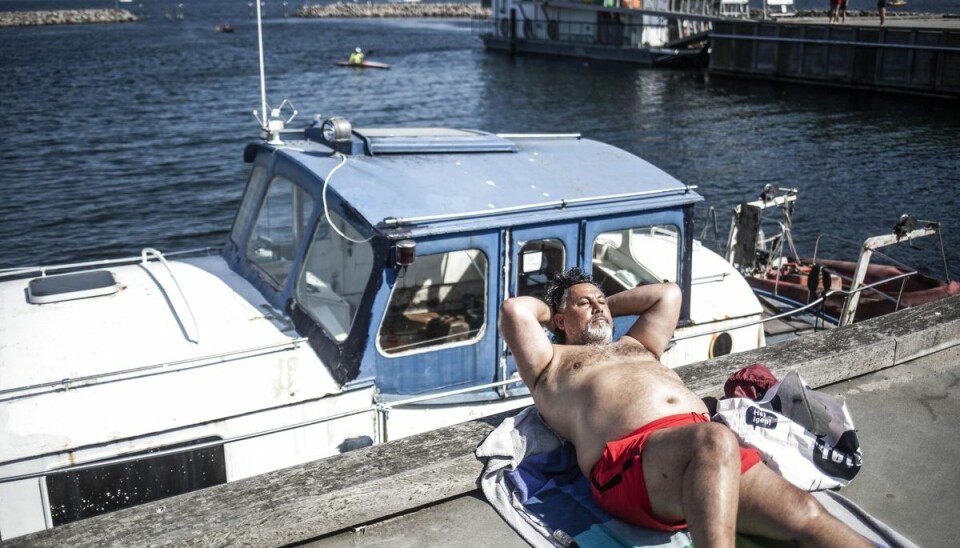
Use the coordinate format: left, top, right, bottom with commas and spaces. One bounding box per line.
543, 266, 602, 313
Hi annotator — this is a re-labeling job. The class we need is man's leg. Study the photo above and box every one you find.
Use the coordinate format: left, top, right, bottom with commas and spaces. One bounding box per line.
736, 464, 872, 547
640, 423, 872, 548
641, 421, 743, 548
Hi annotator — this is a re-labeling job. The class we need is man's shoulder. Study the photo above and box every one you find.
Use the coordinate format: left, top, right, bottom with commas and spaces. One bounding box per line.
616, 335, 646, 347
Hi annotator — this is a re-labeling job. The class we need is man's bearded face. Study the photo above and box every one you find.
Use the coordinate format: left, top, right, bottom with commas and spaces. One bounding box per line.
582, 313, 613, 345
556, 282, 614, 346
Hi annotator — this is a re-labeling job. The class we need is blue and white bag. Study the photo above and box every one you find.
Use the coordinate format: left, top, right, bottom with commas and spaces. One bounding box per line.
714, 371, 863, 491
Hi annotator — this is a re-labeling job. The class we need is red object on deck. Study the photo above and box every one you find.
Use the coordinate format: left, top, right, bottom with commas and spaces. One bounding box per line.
747, 258, 960, 322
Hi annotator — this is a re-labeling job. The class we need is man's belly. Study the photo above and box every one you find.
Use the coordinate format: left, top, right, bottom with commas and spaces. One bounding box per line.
539, 364, 707, 474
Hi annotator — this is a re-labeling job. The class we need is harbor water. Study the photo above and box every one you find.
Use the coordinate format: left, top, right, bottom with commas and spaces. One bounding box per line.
1, 0, 958, 276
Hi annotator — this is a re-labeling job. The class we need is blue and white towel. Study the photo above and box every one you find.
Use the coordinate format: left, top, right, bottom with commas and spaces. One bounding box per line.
476, 406, 916, 548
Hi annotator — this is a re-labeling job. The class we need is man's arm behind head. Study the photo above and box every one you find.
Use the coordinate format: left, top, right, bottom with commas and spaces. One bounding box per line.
499, 296, 555, 391
608, 282, 682, 359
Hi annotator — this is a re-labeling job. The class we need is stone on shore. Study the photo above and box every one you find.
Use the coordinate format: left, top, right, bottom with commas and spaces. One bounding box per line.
295, 2, 490, 18
0, 9, 137, 27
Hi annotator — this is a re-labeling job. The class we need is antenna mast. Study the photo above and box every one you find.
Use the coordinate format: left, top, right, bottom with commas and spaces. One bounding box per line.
256, 0, 267, 127
252, 1, 297, 144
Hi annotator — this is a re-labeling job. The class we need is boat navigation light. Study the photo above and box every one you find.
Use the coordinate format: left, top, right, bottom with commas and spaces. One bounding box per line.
395, 240, 417, 267
254, 99, 298, 144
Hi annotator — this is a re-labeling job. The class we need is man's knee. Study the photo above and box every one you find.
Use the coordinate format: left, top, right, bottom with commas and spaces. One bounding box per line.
793, 492, 828, 525
691, 422, 740, 460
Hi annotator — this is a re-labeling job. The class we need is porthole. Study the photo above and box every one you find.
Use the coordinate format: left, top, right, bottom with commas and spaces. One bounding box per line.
711, 332, 733, 358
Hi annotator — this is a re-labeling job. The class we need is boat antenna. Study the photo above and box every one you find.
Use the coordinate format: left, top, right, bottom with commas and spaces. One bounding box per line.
256, 0, 267, 129
251, 1, 297, 144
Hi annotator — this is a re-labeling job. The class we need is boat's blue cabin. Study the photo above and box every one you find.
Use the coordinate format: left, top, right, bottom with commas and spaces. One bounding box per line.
224, 118, 703, 402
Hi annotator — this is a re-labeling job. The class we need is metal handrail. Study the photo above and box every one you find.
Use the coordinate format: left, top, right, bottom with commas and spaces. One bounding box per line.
672, 267, 920, 341
0, 377, 528, 484
0, 338, 308, 403
142, 247, 201, 343
0, 247, 221, 279
382, 186, 698, 227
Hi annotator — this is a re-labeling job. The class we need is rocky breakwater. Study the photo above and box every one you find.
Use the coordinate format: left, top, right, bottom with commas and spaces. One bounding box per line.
295, 2, 490, 18
0, 9, 137, 27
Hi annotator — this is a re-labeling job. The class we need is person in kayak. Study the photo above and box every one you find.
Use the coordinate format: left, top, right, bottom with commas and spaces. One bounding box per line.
348, 47, 364, 65
499, 266, 871, 547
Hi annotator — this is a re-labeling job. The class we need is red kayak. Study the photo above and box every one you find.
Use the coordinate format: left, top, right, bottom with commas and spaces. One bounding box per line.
334, 60, 390, 70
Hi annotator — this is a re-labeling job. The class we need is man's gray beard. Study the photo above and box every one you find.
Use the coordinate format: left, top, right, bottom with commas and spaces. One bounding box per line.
582, 323, 613, 346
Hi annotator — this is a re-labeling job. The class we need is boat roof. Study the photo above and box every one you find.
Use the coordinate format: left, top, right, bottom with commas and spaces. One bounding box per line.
248, 128, 703, 238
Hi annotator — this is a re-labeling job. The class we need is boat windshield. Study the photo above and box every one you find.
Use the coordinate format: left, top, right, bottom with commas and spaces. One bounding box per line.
296, 210, 375, 342
592, 225, 680, 295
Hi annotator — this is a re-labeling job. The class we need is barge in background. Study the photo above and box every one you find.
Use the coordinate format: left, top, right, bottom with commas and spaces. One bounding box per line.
480, 0, 795, 66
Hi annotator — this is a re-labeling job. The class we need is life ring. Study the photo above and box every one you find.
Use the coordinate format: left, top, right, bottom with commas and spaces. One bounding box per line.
547, 20, 558, 40
499, 18, 509, 37
523, 19, 533, 38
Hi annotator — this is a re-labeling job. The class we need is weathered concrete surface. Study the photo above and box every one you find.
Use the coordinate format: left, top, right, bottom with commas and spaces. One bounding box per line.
0, 9, 137, 27
10, 294, 960, 547
295, 3, 490, 19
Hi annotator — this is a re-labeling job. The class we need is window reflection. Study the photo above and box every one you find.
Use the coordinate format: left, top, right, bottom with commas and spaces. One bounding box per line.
592, 225, 680, 295
379, 249, 487, 354
246, 177, 315, 287
296, 211, 374, 342
516, 239, 565, 300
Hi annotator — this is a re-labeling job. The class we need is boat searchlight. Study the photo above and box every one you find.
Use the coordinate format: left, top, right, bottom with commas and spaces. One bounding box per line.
321, 117, 352, 143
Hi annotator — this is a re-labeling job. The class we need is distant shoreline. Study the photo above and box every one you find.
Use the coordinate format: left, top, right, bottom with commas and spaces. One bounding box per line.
2, 4, 952, 28
294, 3, 491, 18
0, 8, 137, 27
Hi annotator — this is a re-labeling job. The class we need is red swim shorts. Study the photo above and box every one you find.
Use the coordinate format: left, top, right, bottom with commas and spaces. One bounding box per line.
589, 412, 762, 531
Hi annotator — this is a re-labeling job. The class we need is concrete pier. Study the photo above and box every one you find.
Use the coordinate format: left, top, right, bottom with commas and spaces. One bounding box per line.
710, 17, 960, 97
8, 293, 960, 547
0, 9, 137, 27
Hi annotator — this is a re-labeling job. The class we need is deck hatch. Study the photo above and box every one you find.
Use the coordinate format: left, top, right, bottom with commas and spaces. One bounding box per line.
355, 127, 518, 154
27, 270, 120, 304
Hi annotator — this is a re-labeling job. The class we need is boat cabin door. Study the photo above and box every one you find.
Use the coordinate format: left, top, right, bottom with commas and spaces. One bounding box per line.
502, 222, 580, 394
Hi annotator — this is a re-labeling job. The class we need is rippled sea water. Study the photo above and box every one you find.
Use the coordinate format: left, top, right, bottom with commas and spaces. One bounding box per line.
1, 0, 959, 276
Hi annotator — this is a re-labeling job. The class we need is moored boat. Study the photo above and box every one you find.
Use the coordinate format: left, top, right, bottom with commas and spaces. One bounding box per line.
0, 9, 772, 539
0, 113, 771, 538
725, 185, 959, 328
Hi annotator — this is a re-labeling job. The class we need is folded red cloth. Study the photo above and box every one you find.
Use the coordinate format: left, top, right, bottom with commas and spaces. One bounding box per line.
723, 363, 777, 400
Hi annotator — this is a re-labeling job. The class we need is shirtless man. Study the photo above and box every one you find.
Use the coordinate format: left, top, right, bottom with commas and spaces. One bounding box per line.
499, 267, 870, 547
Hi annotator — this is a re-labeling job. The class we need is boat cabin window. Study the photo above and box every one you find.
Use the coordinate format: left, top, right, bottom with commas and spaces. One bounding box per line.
378, 249, 487, 355
45, 438, 225, 526
296, 210, 374, 342
517, 239, 565, 300
246, 177, 315, 288
592, 225, 680, 295
230, 166, 269, 248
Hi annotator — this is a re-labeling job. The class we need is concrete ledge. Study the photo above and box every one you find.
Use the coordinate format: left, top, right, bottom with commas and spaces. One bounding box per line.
11, 294, 960, 547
